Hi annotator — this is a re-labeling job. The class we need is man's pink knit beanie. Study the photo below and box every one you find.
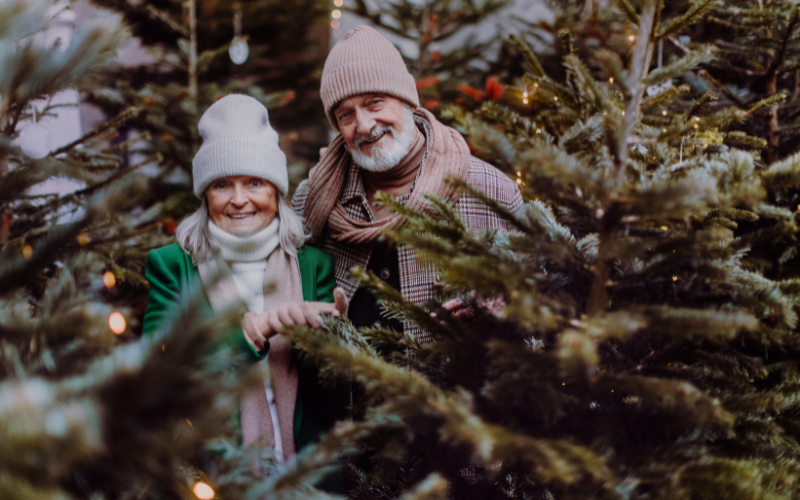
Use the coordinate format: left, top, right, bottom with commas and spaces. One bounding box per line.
321, 25, 419, 129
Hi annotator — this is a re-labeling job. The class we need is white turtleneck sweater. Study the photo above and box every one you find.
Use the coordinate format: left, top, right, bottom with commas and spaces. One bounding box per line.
208, 218, 286, 460
208, 218, 280, 313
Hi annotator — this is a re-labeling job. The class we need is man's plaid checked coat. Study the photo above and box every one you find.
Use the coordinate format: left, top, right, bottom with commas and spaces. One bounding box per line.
291, 118, 523, 343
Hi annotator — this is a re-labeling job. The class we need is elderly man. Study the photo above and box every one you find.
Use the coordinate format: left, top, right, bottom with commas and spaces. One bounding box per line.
292, 25, 522, 341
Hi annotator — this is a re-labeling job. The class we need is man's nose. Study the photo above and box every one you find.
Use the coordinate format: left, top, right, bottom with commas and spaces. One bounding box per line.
354, 107, 375, 136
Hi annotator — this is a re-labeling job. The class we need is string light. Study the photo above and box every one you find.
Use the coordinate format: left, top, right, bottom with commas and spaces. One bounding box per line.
109, 312, 126, 334
672, 275, 678, 282
331, 20, 340, 28
331, 9, 341, 18
661, 226, 668, 231
662, 110, 667, 115
103, 271, 116, 289
522, 89, 528, 104
22, 244, 32, 260
77, 232, 90, 246
516, 178, 522, 185
622, 111, 625, 116
628, 35, 635, 41
333, 0, 343, 5
193, 482, 215, 500
609, 77, 614, 83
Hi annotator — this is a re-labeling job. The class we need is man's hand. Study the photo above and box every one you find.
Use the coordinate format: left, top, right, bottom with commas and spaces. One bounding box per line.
242, 287, 351, 351
333, 286, 349, 316
434, 295, 507, 320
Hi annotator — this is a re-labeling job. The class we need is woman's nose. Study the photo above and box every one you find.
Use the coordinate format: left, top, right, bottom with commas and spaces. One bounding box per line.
231, 185, 248, 206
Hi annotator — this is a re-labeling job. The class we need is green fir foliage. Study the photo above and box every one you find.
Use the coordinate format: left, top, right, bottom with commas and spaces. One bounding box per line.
0, 2, 343, 499
279, 0, 800, 499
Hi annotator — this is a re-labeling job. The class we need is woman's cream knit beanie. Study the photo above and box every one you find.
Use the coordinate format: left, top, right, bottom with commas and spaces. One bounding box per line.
192, 94, 288, 197
320, 25, 419, 129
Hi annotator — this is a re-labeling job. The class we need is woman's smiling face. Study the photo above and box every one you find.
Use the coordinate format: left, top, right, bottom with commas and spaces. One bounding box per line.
206, 175, 278, 236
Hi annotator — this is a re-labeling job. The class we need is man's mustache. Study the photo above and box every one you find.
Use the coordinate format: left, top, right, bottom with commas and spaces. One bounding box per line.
354, 125, 394, 147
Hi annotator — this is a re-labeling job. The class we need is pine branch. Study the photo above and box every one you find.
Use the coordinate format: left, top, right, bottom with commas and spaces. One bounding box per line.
145, 4, 189, 37
47, 107, 139, 158
656, 0, 715, 39
509, 33, 545, 78
615, 0, 639, 25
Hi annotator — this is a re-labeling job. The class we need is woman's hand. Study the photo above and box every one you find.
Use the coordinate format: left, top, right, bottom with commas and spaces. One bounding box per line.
241, 287, 349, 351
242, 311, 274, 352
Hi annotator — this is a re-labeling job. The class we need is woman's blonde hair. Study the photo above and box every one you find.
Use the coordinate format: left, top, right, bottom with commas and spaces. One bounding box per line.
176, 193, 307, 265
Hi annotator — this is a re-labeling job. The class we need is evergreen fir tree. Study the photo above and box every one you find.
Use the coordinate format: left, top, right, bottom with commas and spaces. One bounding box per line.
284, 1, 800, 499
0, 3, 342, 499
345, 0, 511, 112
86, 0, 330, 194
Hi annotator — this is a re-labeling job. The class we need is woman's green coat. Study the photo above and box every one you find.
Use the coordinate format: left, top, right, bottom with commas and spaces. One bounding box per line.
142, 242, 349, 452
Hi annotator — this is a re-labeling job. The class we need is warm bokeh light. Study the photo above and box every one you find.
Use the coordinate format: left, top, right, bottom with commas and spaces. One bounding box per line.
22, 244, 32, 260
628, 35, 635, 41
109, 312, 126, 334
331, 20, 340, 28
333, 0, 343, 5
77, 232, 90, 246
103, 271, 116, 288
672, 275, 678, 282
331, 9, 341, 18
193, 482, 215, 500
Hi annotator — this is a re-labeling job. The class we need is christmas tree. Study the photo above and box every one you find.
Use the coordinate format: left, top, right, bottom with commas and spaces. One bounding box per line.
345, 0, 511, 113
86, 0, 331, 194
283, 0, 800, 498
0, 2, 342, 499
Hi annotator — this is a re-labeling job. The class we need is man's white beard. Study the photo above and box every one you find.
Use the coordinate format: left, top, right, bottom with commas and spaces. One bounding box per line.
346, 107, 416, 173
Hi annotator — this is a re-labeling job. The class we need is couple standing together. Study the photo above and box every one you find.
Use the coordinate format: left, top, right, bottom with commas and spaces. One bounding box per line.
142, 25, 522, 473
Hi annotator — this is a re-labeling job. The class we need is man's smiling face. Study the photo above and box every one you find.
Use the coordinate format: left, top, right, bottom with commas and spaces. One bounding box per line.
334, 94, 416, 172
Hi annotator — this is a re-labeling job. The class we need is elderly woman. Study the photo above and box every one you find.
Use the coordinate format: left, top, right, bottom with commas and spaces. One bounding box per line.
141, 94, 348, 469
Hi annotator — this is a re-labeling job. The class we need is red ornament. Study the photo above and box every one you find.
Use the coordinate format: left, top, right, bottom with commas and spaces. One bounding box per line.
484, 77, 505, 101
416, 77, 440, 89
162, 217, 177, 234
457, 85, 486, 101
281, 91, 296, 104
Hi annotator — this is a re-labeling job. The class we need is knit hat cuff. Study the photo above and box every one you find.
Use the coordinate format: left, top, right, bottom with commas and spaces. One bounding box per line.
322, 61, 419, 129
193, 139, 289, 197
